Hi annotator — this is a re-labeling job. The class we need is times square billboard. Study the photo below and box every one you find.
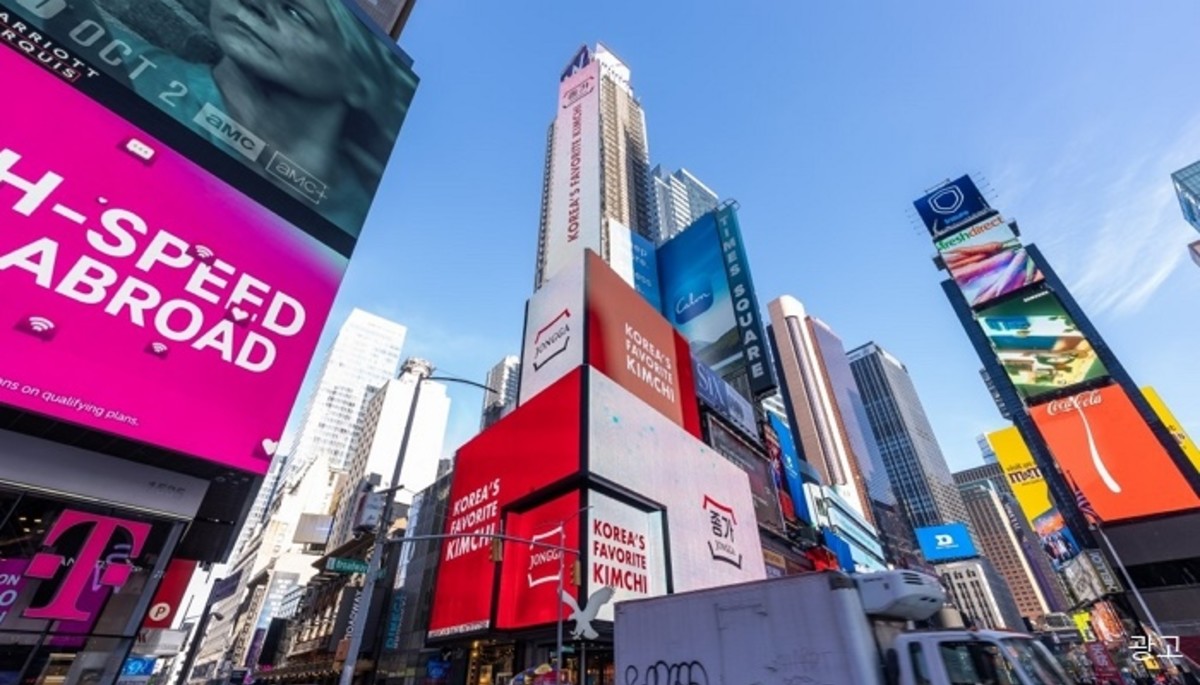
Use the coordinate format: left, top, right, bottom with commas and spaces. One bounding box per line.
0, 0, 418, 474
0, 0, 418, 251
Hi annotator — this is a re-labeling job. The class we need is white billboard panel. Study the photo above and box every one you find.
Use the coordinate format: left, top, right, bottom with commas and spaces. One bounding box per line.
588, 371, 766, 592
518, 254, 586, 405
543, 60, 602, 285
587, 491, 667, 621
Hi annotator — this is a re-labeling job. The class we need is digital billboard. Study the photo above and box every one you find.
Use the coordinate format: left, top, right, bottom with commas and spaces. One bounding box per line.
692, 358, 758, 440
976, 288, 1108, 401
495, 491, 581, 631
914, 175, 991, 235
765, 413, 812, 524
706, 417, 785, 533
935, 215, 1043, 307
589, 370, 765, 593
1031, 386, 1200, 522
518, 254, 585, 405
657, 205, 775, 398
1, 0, 418, 247
607, 219, 662, 311
1143, 386, 1200, 474
0, 47, 341, 475
427, 369, 583, 639
915, 523, 977, 562
586, 490, 667, 622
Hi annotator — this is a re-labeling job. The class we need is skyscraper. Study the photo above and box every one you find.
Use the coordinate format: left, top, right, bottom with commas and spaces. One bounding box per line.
847, 342, 969, 530
977, 434, 998, 464
937, 557, 1027, 631
649, 165, 719, 244
1172, 159, 1200, 233
534, 44, 654, 290
480, 355, 521, 430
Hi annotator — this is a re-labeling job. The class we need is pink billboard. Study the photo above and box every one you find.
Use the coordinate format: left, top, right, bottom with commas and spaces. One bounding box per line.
0, 47, 344, 475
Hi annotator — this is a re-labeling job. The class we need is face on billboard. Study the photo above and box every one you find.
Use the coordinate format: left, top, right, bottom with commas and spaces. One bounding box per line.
1, 0, 417, 245
495, 492, 581, 631
977, 289, 1108, 400
0, 47, 341, 475
706, 417, 785, 533
1032, 386, 1200, 522
427, 369, 583, 639
588, 370, 766, 593
914, 175, 990, 235
935, 215, 1043, 307
915, 523, 976, 562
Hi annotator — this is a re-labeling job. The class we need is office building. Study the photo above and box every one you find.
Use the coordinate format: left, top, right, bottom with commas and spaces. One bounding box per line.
956, 481, 1053, 623
328, 361, 451, 548
977, 434, 998, 464
534, 44, 654, 289
937, 557, 1027, 631
1172, 159, 1200, 233
480, 355, 521, 430
848, 342, 969, 530
649, 165, 719, 244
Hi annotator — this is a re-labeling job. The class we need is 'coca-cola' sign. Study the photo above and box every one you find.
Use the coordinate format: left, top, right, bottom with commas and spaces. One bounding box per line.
1044, 389, 1102, 416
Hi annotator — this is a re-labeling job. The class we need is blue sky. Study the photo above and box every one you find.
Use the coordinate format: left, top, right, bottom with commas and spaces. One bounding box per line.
285, 1, 1200, 474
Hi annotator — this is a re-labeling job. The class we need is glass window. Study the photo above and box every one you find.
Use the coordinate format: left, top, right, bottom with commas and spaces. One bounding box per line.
1000, 638, 1075, 685
937, 641, 1021, 685
908, 642, 932, 685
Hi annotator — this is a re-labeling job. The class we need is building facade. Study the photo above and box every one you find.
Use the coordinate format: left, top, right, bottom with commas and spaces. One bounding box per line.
847, 342, 969, 530
937, 557, 1027, 631
1172, 159, 1200, 232
649, 165, 719, 244
480, 356, 521, 430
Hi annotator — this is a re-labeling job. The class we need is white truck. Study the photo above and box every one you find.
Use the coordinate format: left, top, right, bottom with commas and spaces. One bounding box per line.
614, 570, 1079, 685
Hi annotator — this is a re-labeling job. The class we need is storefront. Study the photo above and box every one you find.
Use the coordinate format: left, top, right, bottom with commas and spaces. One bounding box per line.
0, 430, 207, 685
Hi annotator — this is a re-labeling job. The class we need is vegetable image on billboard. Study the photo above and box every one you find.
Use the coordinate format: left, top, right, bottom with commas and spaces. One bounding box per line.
1031, 386, 1200, 522
976, 288, 1108, 401
0, 48, 341, 475
587, 369, 765, 593
935, 215, 1043, 307
1, 0, 418, 245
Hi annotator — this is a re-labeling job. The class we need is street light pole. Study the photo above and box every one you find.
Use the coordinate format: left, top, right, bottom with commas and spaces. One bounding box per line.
556, 505, 592, 685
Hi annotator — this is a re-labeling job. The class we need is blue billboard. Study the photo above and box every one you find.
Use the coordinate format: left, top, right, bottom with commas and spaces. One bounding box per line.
657, 205, 776, 398
766, 413, 811, 524
693, 358, 758, 440
630, 231, 662, 311
914, 175, 991, 235
916, 523, 978, 562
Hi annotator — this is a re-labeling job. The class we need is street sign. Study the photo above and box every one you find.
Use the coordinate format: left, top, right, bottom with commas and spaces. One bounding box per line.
326, 557, 369, 575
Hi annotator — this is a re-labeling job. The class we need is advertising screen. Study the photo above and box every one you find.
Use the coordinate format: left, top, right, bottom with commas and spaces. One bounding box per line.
692, 358, 758, 440
494, 492, 581, 631
915, 523, 977, 562
0, 47, 342, 475
1, 0, 418, 248
427, 369, 583, 639
586, 491, 666, 622
1031, 386, 1200, 522
766, 413, 811, 524
607, 219, 662, 311
657, 206, 775, 399
976, 288, 1108, 400
518, 252, 586, 405
1143, 386, 1200, 474
760, 421, 799, 526
707, 417, 785, 533
935, 215, 1043, 307
914, 175, 991, 235
589, 370, 765, 593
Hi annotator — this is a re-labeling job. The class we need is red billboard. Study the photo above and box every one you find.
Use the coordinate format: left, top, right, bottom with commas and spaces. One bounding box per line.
1032, 386, 1200, 522
427, 369, 583, 639
142, 558, 198, 629
495, 492, 581, 630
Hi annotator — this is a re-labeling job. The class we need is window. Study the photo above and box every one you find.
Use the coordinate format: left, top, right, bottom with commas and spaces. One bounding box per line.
909, 642, 932, 685
937, 641, 1021, 685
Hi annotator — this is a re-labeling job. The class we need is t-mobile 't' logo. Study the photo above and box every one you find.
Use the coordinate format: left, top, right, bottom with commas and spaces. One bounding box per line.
23, 510, 151, 622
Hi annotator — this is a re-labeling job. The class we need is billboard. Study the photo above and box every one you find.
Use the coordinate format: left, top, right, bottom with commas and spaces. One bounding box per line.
935, 215, 1043, 307
976, 288, 1108, 401
543, 50, 601, 284
586, 491, 667, 622
692, 358, 758, 440
1031, 386, 1200, 522
589, 370, 765, 593
0, 47, 341, 475
657, 205, 776, 399
427, 369, 583, 639
1143, 386, 1200, 474
494, 491, 581, 630
607, 219, 662, 311
915, 523, 977, 562
914, 175, 991, 235
988, 427, 1081, 570
1, 0, 418, 248
518, 252, 586, 405
706, 417, 785, 533
765, 413, 811, 524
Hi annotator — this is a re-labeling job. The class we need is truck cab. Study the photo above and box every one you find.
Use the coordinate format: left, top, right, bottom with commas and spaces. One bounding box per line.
888, 630, 1079, 685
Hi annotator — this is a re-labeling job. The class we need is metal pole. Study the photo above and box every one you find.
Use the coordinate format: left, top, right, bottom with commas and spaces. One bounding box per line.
338, 360, 432, 685
176, 602, 215, 685
556, 525, 565, 685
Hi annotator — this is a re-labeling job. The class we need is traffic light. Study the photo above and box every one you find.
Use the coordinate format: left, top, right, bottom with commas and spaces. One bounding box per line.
489, 537, 503, 562
571, 560, 582, 586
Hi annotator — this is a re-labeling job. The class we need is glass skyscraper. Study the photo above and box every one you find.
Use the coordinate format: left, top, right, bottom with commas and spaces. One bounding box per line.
847, 342, 969, 530
1171, 159, 1200, 232
649, 165, 719, 244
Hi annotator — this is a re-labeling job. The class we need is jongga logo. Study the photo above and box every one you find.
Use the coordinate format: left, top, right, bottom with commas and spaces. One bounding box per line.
23, 509, 151, 622
532, 309, 571, 371
702, 496, 741, 569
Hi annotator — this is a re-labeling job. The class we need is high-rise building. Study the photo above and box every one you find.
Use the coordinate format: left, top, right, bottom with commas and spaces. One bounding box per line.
352, 0, 418, 39
848, 342, 969, 530
1172, 159, 1200, 233
977, 434, 998, 464
534, 44, 654, 290
480, 355, 521, 430
328, 362, 451, 548
936, 557, 1027, 631
956, 481, 1053, 623
649, 165, 719, 244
